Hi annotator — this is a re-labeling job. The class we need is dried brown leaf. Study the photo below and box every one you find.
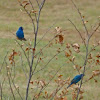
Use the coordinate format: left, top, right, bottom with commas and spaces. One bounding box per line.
25, 47, 30, 51
94, 79, 98, 83
88, 54, 92, 59
96, 53, 100, 58
72, 43, 80, 49
79, 95, 83, 100
22, 1, 28, 4
66, 43, 70, 48
40, 80, 46, 87
98, 41, 100, 45
65, 51, 71, 57
88, 75, 94, 80
24, 2, 30, 8
93, 70, 100, 76
13, 51, 18, 56
31, 10, 37, 13
72, 56, 75, 62
58, 35, 64, 44
55, 27, 62, 33
84, 21, 88, 24
30, 81, 34, 84
58, 75, 63, 78
74, 48, 80, 53
72, 43, 80, 53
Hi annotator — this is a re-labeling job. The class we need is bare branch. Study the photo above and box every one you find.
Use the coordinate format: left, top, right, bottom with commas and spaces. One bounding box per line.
76, 18, 100, 100
25, 0, 46, 100
36, 64, 66, 100
5, 63, 16, 100
0, 78, 5, 100
89, 22, 100, 39
18, 1, 36, 34
29, 0, 37, 22
65, 55, 80, 74
68, 19, 86, 47
15, 40, 31, 67
71, 0, 89, 37
10, 75, 23, 100
36, 0, 40, 8
76, 38, 89, 100
20, 53, 28, 79
50, 79, 69, 100
32, 48, 66, 75
0, 51, 8, 72
36, 22, 57, 46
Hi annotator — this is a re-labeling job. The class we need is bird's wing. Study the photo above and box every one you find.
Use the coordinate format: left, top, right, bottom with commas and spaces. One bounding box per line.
71, 75, 80, 83
71, 75, 82, 84
67, 78, 77, 88
71, 78, 77, 84
16, 30, 24, 39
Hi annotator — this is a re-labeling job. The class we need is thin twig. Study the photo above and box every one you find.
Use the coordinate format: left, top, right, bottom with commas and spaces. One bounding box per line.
68, 19, 86, 47
76, 19, 90, 100
32, 48, 66, 75
36, 0, 40, 8
10, 75, 23, 100
5, 62, 16, 100
0, 78, 6, 100
71, 0, 89, 37
69, 0, 94, 99
20, 53, 28, 79
36, 22, 57, 46
34, 33, 60, 57
16, 40, 31, 67
25, 1, 46, 100
28, 0, 37, 22
18, 1, 36, 34
36, 64, 66, 100
50, 79, 69, 100
65, 55, 80, 74
0, 51, 8, 72
89, 22, 100, 39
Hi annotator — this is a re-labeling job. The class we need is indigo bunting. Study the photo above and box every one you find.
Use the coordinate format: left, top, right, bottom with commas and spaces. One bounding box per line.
16, 27, 26, 41
67, 74, 84, 88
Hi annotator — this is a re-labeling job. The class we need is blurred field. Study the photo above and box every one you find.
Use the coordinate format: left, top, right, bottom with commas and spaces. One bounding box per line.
0, 0, 100, 100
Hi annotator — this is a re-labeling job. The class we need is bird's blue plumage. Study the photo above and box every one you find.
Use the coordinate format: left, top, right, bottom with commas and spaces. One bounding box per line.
16, 27, 26, 41
67, 74, 84, 88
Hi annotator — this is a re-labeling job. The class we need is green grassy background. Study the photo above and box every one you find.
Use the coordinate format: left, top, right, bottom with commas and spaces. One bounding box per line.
0, 0, 100, 100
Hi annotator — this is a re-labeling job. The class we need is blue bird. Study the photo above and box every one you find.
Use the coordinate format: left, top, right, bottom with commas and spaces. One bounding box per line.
16, 27, 26, 41
67, 74, 84, 88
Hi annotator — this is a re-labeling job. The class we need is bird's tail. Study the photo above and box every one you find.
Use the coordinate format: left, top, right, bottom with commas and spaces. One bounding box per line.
67, 83, 72, 89
22, 38, 27, 41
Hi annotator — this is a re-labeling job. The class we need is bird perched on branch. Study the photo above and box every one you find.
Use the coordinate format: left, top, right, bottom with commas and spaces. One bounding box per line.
67, 74, 84, 89
16, 27, 26, 41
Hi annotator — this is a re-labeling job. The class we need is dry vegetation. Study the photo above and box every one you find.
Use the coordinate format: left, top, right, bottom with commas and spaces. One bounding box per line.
0, 0, 100, 100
